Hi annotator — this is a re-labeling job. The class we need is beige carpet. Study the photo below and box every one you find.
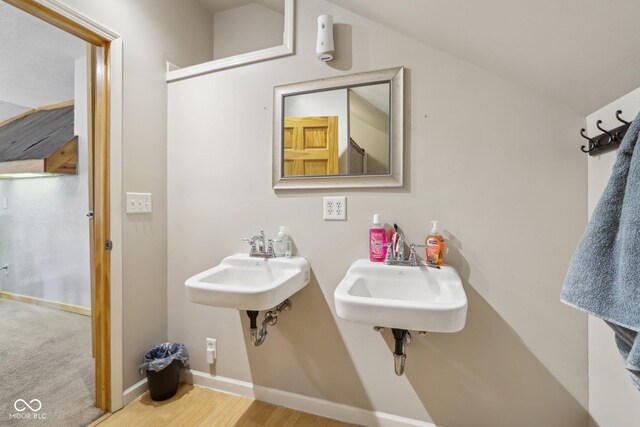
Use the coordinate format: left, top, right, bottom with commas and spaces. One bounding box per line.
0, 299, 104, 426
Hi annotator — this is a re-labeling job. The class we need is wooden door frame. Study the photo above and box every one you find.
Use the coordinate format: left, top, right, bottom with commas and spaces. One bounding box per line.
4, 0, 124, 412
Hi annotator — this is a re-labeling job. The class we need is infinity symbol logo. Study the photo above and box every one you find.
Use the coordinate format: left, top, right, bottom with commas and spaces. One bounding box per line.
14, 399, 42, 412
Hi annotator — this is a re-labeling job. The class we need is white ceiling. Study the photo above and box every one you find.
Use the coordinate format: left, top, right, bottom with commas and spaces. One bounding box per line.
2, 0, 636, 118
327, 0, 640, 115
0, 1, 86, 121
199, 0, 284, 14
351, 84, 389, 115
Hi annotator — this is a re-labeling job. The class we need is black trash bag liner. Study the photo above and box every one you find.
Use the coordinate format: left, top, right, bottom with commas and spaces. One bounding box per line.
139, 342, 189, 373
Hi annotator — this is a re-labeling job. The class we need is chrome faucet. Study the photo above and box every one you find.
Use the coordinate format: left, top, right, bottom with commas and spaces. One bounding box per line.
376, 234, 426, 267
242, 231, 279, 258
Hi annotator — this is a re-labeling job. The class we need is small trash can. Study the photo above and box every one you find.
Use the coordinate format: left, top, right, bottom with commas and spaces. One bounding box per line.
139, 343, 189, 401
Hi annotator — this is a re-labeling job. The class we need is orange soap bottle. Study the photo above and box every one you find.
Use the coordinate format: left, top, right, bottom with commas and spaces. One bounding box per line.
425, 221, 445, 266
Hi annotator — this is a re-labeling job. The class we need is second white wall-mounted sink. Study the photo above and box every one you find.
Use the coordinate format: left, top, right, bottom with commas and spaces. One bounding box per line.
185, 254, 310, 311
335, 260, 467, 332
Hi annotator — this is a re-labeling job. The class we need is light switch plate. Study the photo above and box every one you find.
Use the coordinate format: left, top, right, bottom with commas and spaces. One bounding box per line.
323, 196, 346, 220
126, 192, 152, 214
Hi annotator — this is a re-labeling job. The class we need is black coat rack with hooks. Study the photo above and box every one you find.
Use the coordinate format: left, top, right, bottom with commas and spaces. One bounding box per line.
580, 110, 631, 156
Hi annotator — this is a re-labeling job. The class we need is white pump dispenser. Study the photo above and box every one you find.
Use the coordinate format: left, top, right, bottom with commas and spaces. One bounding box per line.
425, 220, 445, 266
274, 226, 291, 257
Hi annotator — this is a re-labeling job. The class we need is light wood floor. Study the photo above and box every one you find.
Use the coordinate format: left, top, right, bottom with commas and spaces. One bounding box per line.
91, 384, 360, 426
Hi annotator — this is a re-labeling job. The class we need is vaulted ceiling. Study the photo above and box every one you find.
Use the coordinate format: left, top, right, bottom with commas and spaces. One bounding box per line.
327, 0, 640, 114
199, 0, 284, 14
3, 0, 637, 117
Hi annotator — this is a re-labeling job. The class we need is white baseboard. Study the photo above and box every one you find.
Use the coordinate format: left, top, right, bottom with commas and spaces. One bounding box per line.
182, 368, 433, 427
122, 378, 148, 406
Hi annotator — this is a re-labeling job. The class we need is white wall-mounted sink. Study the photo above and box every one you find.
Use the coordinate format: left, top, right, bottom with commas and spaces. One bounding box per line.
185, 254, 310, 311
335, 260, 467, 332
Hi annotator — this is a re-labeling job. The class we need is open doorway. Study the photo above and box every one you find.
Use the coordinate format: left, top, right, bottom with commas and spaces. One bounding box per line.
0, 0, 119, 419
0, 1, 103, 424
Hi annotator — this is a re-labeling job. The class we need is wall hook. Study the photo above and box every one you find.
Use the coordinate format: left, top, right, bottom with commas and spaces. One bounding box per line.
580, 128, 596, 153
596, 120, 613, 146
616, 110, 630, 125
579, 109, 635, 155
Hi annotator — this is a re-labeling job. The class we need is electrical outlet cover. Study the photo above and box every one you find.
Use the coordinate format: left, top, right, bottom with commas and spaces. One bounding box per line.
323, 196, 346, 220
206, 338, 217, 363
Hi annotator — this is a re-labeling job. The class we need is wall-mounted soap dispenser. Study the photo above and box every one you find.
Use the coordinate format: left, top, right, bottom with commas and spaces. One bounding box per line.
316, 14, 335, 62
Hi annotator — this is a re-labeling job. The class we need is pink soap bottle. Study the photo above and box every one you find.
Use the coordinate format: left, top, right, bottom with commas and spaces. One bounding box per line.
369, 214, 388, 262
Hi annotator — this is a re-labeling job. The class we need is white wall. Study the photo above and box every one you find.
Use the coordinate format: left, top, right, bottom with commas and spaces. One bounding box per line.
0, 57, 90, 308
167, 1, 588, 425
349, 90, 389, 173
213, 3, 284, 60
57, 0, 214, 390
285, 89, 349, 173
585, 87, 640, 427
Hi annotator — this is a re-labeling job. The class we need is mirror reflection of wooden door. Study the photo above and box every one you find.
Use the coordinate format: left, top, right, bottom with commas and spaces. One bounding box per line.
283, 116, 338, 176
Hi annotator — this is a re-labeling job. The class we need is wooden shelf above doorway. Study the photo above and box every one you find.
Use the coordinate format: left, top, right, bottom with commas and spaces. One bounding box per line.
0, 101, 78, 176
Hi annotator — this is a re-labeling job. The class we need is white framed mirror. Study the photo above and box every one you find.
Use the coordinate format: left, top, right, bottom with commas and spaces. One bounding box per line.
273, 67, 404, 189
166, 0, 294, 82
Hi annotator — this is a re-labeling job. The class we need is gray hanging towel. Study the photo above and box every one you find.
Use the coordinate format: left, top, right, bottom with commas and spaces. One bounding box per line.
561, 112, 640, 389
